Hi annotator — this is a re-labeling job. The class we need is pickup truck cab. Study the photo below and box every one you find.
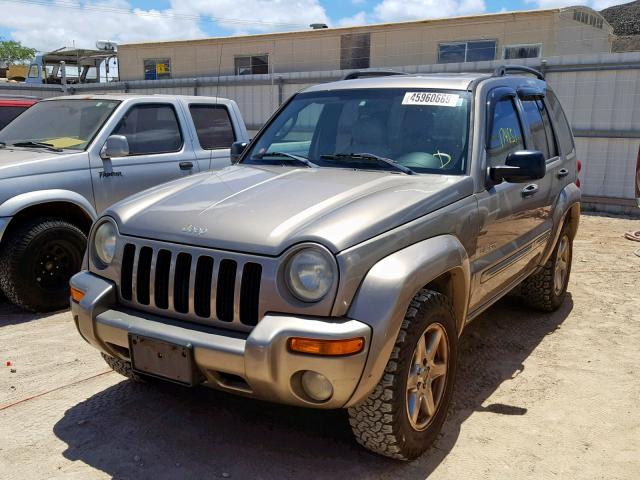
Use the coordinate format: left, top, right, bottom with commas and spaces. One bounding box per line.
71, 67, 580, 460
0, 94, 248, 311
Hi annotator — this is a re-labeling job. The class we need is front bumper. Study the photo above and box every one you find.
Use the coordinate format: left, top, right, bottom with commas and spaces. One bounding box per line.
70, 271, 371, 409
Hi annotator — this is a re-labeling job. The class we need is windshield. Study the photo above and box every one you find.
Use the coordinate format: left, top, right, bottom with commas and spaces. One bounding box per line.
243, 88, 471, 174
0, 99, 120, 150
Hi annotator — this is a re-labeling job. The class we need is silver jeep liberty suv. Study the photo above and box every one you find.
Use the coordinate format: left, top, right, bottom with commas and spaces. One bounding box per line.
71, 66, 580, 460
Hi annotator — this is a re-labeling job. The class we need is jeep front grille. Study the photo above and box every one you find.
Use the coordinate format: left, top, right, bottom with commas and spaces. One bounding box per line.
119, 242, 263, 327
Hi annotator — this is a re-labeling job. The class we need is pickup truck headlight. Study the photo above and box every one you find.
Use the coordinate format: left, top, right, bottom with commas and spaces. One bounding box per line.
285, 247, 335, 302
93, 220, 117, 268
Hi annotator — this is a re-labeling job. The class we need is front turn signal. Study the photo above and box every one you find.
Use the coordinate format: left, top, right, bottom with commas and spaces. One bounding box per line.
70, 286, 86, 303
287, 337, 365, 356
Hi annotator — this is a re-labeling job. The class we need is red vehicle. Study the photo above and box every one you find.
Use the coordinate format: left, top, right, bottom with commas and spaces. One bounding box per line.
0, 96, 39, 130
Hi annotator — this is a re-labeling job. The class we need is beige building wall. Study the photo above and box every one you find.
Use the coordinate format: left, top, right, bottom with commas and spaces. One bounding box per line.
117, 7, 612, 81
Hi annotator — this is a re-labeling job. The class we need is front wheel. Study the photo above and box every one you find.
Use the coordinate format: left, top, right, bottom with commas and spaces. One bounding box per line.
0, 218, 86, 312
348, 289, 458, 460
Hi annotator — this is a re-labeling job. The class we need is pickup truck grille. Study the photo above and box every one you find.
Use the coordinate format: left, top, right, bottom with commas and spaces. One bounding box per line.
119, 242, 263, 328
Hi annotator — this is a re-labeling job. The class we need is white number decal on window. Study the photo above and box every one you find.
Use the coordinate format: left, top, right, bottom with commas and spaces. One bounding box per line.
402, 92, 460, 107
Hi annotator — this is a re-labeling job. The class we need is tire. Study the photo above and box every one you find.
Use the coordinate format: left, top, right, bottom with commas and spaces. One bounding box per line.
348, 289, 458, 460
520, 223, 573, 312
101, 352, 144, 382
0, 218, 86, 312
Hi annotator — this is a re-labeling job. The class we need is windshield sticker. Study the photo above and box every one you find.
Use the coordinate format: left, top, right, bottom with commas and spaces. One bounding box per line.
402, 92, 460, 107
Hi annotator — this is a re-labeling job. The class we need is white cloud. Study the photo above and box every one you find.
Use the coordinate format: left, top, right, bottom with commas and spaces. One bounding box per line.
0, 0, 205, 51
372, 0, 486, 22
337, 11, 369, 27
171, 0, 329, 34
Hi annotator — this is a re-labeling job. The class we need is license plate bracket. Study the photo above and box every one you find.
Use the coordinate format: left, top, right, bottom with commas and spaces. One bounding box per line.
129, 334, 195, 386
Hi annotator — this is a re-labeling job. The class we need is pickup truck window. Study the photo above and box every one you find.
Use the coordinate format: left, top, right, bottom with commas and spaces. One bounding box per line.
189, 105, 235, 149
0, 99, 120, 150
0, 106, 29, 130
244, 88, 471, 174
112, 104, 183, 155
487, 98, 525, 167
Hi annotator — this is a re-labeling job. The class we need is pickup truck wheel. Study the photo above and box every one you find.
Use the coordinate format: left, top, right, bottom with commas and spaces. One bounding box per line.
520, 223, 573, 312
0, 218, 86, 312
101, 353, 144, 382
348, 289, 458, 460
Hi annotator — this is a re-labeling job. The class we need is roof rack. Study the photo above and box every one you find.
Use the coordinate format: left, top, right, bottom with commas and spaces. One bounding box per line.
492, 65, 545, 80
342, 70, 408, 80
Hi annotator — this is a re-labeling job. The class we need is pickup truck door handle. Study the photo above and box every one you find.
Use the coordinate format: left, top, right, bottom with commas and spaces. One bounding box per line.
521, 184, 539, 198
557, 168, 569, 178
179, 161, 194, 171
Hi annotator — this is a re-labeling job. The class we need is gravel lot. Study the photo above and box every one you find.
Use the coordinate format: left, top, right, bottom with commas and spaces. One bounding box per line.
0, 213, 639, 480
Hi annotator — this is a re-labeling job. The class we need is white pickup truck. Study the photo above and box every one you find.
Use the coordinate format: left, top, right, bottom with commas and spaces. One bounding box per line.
0, 94, 249, 312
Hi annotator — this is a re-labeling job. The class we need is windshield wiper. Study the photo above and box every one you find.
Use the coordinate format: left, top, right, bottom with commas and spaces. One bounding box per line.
256, 151, 318, 168
10, 141, 63, 152
321, 153, 415, 175
0, 141, 5, 148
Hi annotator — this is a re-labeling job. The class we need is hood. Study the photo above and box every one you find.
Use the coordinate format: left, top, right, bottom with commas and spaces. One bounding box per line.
0, 147, 82, 180
108, 165, 474, 256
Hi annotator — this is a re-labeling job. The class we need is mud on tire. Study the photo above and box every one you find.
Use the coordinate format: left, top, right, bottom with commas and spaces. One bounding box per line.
348, 289, 458, 460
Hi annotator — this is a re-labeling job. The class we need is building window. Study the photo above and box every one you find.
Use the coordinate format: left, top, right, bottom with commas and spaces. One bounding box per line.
572, 10, 603, 29
438, 40, 496, 63
503, 44, 542, 60
234, 55, 269, 75
340, 33, 371, 70
143, 58, 171, 80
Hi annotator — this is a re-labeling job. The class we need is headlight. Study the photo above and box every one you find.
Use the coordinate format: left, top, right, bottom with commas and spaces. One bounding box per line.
285, 247, 335, 302
93, 220, 117, 267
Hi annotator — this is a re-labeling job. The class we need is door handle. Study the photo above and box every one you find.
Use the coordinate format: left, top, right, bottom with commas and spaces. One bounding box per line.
179, 161, 194, 171
557, 168, 569, 178
521, 184, 539, 198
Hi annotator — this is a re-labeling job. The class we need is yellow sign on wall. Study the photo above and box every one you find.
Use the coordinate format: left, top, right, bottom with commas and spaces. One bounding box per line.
156, 63, 167, 74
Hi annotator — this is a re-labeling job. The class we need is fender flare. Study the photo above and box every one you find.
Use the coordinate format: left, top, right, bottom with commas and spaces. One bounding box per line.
540, 183, 581, 265
0, 189, 98, 220
344, 234, 470, 407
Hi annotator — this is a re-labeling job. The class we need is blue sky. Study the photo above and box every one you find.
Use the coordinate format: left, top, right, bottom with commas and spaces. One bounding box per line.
0, 0, 625, 51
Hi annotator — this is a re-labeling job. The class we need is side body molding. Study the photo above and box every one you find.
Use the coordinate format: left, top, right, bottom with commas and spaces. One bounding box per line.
344, 234, 470, 407
0, 189, 98, 220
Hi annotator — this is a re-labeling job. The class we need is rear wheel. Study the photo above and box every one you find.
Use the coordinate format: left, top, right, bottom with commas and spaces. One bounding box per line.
520, 223, 573, 312
0, 218, 86, 312
348, 289, 458, 460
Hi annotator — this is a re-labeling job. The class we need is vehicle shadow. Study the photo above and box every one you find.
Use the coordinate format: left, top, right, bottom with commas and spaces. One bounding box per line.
52, 295, 573, 480
0, 300, 60, 326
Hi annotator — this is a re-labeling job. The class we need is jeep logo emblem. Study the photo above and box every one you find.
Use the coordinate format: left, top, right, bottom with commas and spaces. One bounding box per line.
181, 224, 208, 235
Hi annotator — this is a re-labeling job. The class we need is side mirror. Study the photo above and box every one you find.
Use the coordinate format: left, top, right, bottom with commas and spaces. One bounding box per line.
230, 141, 248, 163
489, 150, 546, 184
100, 135, 129, 159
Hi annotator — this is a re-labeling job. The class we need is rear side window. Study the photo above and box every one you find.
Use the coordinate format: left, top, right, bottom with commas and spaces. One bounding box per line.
521, 100, 551, 159
487, 98, 525, 167
189, 105, 236, 149
0, 106, 28, 130
545, 90, 575, 155
112, 104, 182, 155
539, 100, 558, 158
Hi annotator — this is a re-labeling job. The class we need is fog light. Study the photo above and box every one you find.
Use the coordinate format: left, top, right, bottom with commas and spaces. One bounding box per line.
301, 370, 333, 402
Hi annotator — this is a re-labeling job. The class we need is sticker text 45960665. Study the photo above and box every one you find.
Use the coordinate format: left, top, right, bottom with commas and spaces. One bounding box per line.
402, 92, 460, 107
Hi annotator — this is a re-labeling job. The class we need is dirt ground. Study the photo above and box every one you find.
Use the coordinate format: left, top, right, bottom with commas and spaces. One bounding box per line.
0, 213, 638, 480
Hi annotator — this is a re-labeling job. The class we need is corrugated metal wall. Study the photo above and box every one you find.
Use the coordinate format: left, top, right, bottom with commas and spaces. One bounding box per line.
1, 52, 638, 210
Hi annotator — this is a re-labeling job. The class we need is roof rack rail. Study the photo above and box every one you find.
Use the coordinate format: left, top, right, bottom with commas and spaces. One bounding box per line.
342, 70, 408, 80
493, 65, 545, 80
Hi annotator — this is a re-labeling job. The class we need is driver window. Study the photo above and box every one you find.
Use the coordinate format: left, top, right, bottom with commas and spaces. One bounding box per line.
268, 102, 324, 157
487, 98, 524, 168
